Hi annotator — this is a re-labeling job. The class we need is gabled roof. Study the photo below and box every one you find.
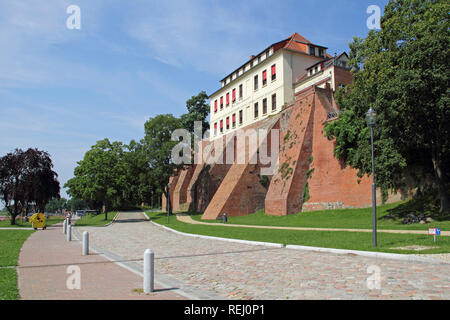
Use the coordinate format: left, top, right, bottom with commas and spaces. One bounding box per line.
220, 33, 328, 82
306, 52, 349, 71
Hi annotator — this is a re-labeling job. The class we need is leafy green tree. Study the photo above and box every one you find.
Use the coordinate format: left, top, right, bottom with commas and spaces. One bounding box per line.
121, 139, 155, 207
143, 114, 183, 214
45, 197, 67, 213
65, 139, 128, 220
66, 198, 88, 211
180, 91, 210, 135
324, 0, 450, 212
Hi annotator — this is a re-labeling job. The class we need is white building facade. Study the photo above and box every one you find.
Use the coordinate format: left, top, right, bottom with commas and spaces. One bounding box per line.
209, 33, 329, 140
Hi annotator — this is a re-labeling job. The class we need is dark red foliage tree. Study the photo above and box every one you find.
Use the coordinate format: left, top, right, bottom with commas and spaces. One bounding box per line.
0, 148, 60, 225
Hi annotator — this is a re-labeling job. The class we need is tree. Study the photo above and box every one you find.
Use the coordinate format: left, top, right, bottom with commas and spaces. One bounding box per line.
180, 91, 210, 135
324, 0, 450, 212
65, 139, 128, 220
45, 197, 67, 213
0, 148, 60, 225
143, 114, 183, 215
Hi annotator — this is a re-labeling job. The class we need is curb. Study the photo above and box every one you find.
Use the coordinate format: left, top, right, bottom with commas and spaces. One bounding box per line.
104, 212, 120, 227
150, 220, 449, 265
72, 226, 224, 300
285, 245, 450, 265
151, 221, 284, 248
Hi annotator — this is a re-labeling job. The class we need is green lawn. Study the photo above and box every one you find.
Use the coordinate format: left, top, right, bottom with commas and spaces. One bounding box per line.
0, 216, 65, 228
147, 211, 450, 255
190, 201, 450, 231
0, 230, 34, 300
75, 212, 117, 227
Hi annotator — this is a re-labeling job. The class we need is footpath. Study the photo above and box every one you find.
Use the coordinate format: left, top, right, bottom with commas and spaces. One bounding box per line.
176, 214, 450, 236
17, 220, 186, 300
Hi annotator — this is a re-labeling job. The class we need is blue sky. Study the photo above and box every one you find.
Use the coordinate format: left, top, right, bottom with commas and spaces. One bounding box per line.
0, 0, 389, 199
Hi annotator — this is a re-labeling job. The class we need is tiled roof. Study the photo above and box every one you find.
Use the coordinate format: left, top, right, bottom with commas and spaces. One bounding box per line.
220, 33, 326, 82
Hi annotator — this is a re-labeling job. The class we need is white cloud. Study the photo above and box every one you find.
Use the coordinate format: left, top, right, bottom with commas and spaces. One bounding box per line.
125, 0, 283, 76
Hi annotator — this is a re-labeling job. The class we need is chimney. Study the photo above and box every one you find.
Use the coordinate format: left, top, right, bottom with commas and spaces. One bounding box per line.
250, 55, 255, 60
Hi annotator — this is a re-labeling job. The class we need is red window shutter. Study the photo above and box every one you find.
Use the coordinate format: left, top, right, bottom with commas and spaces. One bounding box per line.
263, 70, 267, 81
214, 123, 217, 130
232, 89, 236, 101
271, 64, 276, 76
226, 117, 230, 125
226, 93, 230, 105
220, 120, 223, 128
220, 96, 223, 106
214, 100, 218, 112
232, 114, 236, 122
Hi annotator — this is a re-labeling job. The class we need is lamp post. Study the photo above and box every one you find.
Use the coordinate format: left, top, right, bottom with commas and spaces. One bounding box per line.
167, 182, 171, 224
366, 107, 377, 247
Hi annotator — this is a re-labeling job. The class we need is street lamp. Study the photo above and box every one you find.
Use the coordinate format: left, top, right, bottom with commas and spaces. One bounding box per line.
167, 182, 171, 224
366, 107, 377, 247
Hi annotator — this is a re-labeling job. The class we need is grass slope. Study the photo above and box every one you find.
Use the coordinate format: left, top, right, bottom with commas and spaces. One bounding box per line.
75, 212, 116, 227
147, 211, 450, 255
0, 230, 34, 300
191, 202, 450, 231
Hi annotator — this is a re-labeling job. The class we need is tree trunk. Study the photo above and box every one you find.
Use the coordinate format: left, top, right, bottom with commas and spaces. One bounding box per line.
10, 214, 16, 225
431, 146, 450, 212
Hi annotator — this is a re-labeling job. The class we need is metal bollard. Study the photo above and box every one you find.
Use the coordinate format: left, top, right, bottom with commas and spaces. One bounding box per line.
82, 231, 89, 255
63, 219, 67, 234
67, 224, 72, 241
143, 249, 154, 293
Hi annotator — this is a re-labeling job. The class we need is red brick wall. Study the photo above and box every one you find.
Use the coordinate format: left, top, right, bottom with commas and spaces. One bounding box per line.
302, 87, 373, 211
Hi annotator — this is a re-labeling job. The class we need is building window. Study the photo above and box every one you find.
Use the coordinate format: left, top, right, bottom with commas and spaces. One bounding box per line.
254, 102, 259, 118
263, 98, 267, 115
254, 75, 258, 90
232, 89, 236, 103
272, 94, 276, 111
220, 96, 224, 109
239, 110, 243, 124
226, 93, 230, 106
232, 114, 236, 128
271, 64, 276, 81
309, 46, 315, 56
239, 84, 243, 99
314, 66, 318, 73
220, 120, 223, 133
214, 100, 218, 113
214, 122, 217, 135
262, 70, 267, 86
226, 117, 230, 130
258, 56, 261, 64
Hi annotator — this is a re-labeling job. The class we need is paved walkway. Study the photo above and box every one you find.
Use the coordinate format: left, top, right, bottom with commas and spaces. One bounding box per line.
176, 214, 450, 236
17, 218, 186, 300
75, 212, 450, 300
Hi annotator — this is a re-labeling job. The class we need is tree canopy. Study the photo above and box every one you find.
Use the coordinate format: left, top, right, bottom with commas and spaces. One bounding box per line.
0, 148, 60, 224
324, 0, 450, 211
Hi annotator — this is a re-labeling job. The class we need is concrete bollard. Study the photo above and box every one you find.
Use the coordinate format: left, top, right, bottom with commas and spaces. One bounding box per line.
143, 249, 154, 293
63, 219, 67, 234
82, 231, 89, 255
67, 224, 72, 241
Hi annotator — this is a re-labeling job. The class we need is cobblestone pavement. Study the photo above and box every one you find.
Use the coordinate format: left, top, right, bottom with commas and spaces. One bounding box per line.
76, 212, 450, 300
